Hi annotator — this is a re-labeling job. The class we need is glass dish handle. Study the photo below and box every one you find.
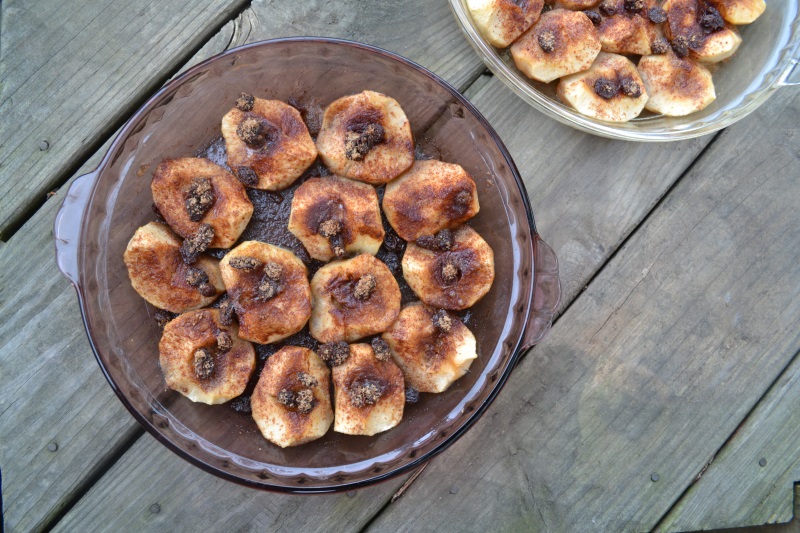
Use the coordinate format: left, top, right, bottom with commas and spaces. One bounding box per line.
54, 170, 98, 286
520, 234, 561, 351
778, 55, 800, 87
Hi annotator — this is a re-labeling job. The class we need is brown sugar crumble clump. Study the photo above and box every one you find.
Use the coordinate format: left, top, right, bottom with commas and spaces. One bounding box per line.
652, 37, 670, 54
237, 116, 266, 146
219, 296, 235, 326
599, 1, 617, 15
185, 266, 208, 287
624, 0, 644, 12
193, 348, 215, 380
180, 224, 214, 264
441, 258, 460, 284
417, 229, 454, 252
431, 309, 453, 333
318, 218, 346, 258
353, 273, 377, 300
671, 36, 690, 58
621, 78, 642, 98
349, 379, 382, 408
263, 261, 283, 280
256, 276, 281, 301
538, 30, 556, 53
185, 177, 215, 222
235, 93, 255, 112
229, 256, 262, 271
298, 372, 318, 387
594, 78, 620, 99
318, 341, 350, 367
371, 337, 391, 361
344, 123, 385, 161
277, 388, 315, 414
236, 167, 259, 187
216, 331, 232, 352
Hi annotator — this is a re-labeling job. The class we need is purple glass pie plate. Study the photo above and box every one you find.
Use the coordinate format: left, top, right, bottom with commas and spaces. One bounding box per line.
53, 37, 561, 493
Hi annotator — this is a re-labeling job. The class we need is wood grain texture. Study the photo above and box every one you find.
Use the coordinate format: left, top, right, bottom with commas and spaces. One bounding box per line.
46, 67, 713, 532
365, 87, 800, 532
0, 2, 481, 530
0, 0, 249, 239
0, 146, 142, 533
50, 433, 403, 533
658, 349, 800, 530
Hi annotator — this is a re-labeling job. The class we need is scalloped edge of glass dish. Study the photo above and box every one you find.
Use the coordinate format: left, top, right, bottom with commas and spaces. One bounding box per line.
448, 0, 800, 141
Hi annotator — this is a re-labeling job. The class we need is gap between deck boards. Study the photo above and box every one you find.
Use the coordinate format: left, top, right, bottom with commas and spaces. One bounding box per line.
39, 13, 489, 532
651, 345, 800, 532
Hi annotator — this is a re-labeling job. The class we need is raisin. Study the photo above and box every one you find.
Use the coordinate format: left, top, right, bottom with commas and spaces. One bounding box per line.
236, 167, 259, 187
594, 77, 620, 99
185, 177, 215, 222
154, 309, 175, 328
180, 224, 214, 264
298, 372, 318, 387
699, 5, 724, 32
538, 30, 556, 53
599, 1, 617, 16
216, 331, 232, 352
621, 78, 642, 98
671, 36, 689, 58
624, 0, 644, 12
349, 379, 382, 408
584, 10, 602, 25
648, 6, 667, 23
651, 36, 670, 54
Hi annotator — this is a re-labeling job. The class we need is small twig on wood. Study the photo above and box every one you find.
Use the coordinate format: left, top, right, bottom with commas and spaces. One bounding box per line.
390, 462, 429, 503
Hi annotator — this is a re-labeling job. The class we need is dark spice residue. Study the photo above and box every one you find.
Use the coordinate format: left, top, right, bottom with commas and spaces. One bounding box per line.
318, 341, 350, 367
230, 395, 252, 413
371, 337, 391, 361
193, 348, 215, 380
180, 224, 214, 264
349, 379, 382, 408
154, 309, 175, 328
405, 386, 420, 404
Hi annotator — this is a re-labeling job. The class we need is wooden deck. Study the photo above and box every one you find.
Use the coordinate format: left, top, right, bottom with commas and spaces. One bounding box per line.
1, 1, 799, 531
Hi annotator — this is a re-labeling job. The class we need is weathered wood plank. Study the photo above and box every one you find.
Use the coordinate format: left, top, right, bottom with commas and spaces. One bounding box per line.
50, 433, 402, 533
0, 3, 484, 530
657, 355, 800, 530
48, 65, 714, 533
0, 0, 485, 241
0, 0, 249, 239
365, 87, 800, 532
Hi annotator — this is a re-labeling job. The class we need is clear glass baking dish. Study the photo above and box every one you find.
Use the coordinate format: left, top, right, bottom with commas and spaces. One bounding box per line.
449, 0, 800, 141
54, 38, 561, 493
